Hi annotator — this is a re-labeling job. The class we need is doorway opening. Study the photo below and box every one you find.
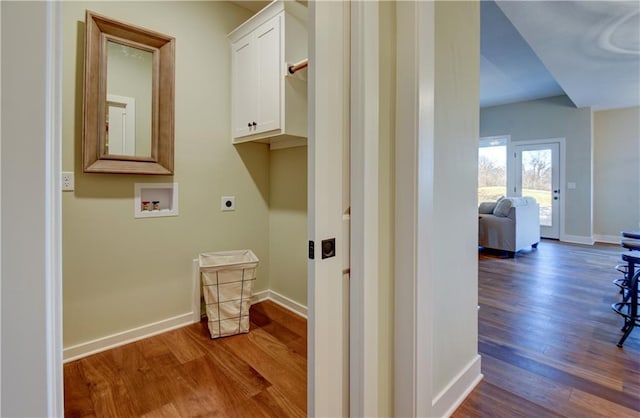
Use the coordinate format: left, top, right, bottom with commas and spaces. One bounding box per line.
477, 136, 564, 240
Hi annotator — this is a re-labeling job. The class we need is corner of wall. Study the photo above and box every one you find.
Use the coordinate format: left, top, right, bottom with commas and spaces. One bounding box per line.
431, 355, 483, 418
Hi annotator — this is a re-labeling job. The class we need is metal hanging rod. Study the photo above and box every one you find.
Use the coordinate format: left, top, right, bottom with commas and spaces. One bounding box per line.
288, 58, 309, 75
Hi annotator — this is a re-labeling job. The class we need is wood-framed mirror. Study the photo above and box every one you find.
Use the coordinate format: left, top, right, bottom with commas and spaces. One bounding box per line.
83, 11, 175, 174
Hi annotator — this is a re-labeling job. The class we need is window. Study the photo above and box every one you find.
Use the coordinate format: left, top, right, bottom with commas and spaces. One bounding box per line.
478, 136, 508, 204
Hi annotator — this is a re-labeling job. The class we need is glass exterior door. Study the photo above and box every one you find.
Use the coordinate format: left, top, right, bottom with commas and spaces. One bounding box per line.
515, 143, 560, 239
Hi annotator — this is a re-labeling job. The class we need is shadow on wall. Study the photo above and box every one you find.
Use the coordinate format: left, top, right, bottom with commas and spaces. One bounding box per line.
269, 146, 307, 212
234, 142, 270, 205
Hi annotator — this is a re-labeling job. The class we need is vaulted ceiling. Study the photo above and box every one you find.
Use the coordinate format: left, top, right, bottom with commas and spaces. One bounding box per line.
482, 1, 640, 110
232, 1, 640, 111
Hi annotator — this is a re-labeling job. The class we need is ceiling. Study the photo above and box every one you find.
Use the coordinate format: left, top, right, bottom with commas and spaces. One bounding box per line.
483, 1, 640, 110
232, 1, 640, 111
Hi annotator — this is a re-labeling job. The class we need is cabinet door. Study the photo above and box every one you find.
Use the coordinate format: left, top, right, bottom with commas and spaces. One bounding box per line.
231, 34, 256, 139
254, 14, 281, 135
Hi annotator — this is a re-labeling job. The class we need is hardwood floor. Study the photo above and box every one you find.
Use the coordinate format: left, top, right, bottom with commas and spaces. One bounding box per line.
66, 240, 640, 417
454, 240, 640, 417
64, 301, 307, 417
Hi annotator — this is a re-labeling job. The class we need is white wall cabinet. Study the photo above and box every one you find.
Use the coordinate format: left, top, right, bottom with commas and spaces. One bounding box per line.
229, 0, 307, 149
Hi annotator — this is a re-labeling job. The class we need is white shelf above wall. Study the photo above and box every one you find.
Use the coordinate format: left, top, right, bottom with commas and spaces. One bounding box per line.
134, 183, 179, 218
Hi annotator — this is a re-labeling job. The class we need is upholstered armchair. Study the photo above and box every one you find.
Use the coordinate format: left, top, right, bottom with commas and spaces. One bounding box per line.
478, 197, 540, 257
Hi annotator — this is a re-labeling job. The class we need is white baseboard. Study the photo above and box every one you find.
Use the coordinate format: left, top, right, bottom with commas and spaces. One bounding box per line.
65, 289, 307, 363
560, 234, 595, 245
594, 234, 622, 245
251, 289, 308, 318
63, 312, 195, 363
265, 290, 308, 318
432, 354, 483, 418
251, 289, 271, 304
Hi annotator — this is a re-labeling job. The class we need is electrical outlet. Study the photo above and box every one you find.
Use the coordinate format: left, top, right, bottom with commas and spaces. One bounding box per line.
221, 196, 235, 211
62, 172, 74, 191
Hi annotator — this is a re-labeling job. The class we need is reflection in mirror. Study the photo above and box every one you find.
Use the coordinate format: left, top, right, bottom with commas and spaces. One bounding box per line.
83, 11, 175, 175
106, 42, 153, 158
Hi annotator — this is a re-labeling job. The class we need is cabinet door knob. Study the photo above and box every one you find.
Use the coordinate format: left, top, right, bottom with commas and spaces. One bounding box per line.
252, 121, 257, 127
247, 122, 252, 128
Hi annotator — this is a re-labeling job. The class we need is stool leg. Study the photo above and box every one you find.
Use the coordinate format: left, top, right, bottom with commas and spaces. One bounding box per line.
618, 320, 634, 347
622, 261, 635, 303
617, 270, 639, 347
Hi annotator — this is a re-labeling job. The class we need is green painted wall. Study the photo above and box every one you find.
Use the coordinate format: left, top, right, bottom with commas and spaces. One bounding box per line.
62, 1, 271, 347
269, 146, 308, 306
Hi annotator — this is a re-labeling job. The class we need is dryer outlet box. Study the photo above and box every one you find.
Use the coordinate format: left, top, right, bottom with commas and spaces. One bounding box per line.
221, 196, 236, 211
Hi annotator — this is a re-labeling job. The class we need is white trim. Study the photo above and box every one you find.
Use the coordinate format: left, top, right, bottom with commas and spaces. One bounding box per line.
63, 312, 195, 363
561, 234, 595, 245
266, 290, 308, 318
45, 2, 64, 416
394, 2, 435, 416
251, 289, 309, 318
307, 1, 349, 415
415, 3, 436, 415
192, 259, 201, 322
66, 288, 307, 363
431, 355, 483, 418
594, 234, 622, 245
0, 0, 3, 411
350, 1, 379, 417
251, 289, 271, 304
106, 94, 136, 155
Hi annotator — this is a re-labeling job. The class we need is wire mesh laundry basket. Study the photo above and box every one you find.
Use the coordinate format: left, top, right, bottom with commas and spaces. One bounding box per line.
198, 249, 259, 338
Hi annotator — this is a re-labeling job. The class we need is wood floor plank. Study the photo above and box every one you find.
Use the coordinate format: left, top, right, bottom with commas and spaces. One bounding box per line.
480, 352, 623, 417
65, 241, 640, 416
156, 326, 207, 365
140, 402, 182, 418
77, 353, 138, 417
64, 300, 307, 417
453, 380, 563, 418
153, 362, 223, 418
569, 388, 640, 418
63, 361, 97, 418
454, 240, 640, 416
221, 328, 307, 412
250, 301, 307, 338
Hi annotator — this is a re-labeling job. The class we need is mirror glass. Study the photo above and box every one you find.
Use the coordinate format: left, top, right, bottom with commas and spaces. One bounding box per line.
105, 41, 153, 158
83, 10, 175, 175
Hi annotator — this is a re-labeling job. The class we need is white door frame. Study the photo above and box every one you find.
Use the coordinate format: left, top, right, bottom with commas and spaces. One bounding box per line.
349, 1, 379, 417
106, 94, 136, 156
513, 141, 561, 239
479, 135, 512, 199
47, 3, 64, 414
307, 1, 348, 415
308, 1, 379, 415
38, 1, 379, 416
508, 137, 566, 240
3, 1, 64, 416
394, 2, 435, 416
